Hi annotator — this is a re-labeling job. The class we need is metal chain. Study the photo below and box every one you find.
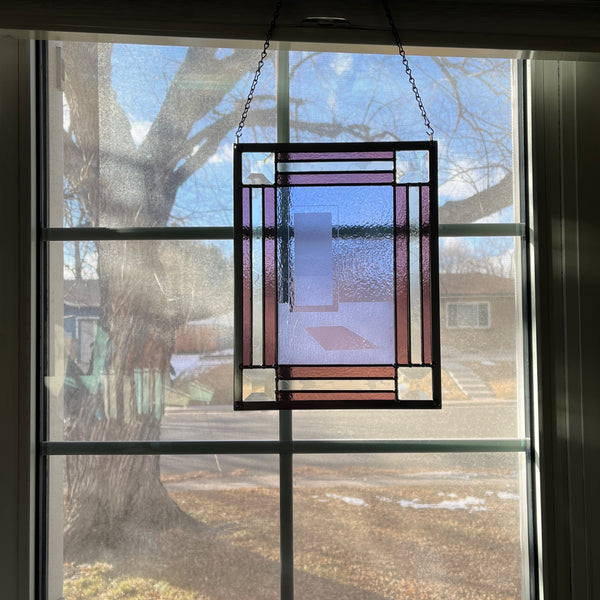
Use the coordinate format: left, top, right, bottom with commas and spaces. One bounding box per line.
235, 0, 283, 142
383, 0, 435, 140
236, 0, 434, 142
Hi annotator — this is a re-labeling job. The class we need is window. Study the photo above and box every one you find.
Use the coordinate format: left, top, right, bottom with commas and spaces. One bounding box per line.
39, 39, 532, 600
447, 302, 491, 329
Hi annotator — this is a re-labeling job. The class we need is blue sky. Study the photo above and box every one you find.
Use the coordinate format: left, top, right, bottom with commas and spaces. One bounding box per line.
105, 45, 514, 228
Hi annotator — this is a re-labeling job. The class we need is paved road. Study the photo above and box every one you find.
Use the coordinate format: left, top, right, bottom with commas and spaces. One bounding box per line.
160, 400, 524, 486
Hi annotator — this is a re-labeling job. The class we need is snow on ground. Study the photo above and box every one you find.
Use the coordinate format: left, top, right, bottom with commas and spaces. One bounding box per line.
325, 493, 370, 507
314, 492, 500, 512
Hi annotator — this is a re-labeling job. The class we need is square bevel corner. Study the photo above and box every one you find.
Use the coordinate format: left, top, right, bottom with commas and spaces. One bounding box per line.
396, 366, 433, 401
242, 368, 277, 403
242, 152, 275, 185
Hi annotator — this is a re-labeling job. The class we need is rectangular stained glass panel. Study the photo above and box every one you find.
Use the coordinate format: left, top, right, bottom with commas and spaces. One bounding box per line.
235, 142, 439, 410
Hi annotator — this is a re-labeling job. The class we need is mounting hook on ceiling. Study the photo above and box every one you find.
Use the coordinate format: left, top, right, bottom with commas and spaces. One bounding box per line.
301, 16, 352, 27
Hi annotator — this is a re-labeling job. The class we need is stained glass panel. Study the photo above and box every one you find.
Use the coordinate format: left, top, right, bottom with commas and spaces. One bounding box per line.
234, 142, 440, 409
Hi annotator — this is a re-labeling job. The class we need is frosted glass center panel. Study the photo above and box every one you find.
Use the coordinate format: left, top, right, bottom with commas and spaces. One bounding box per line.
278, 185, 394, 365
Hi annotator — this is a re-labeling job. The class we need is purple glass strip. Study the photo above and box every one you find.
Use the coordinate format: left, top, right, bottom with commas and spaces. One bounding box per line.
277, 366, 396, 379
278, 391, 397, 402
276, 172, 394, 186
264, 187, 276, 366
277, 151, 394, 161
421, 186, 432, 365
242, 187, 252, 366
395, 186, 409, 365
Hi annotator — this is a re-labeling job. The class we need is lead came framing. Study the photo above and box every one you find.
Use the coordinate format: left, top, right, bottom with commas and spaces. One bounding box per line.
234, 142, 441, 409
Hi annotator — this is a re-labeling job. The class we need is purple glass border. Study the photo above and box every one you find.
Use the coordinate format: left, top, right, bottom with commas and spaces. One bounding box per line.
277, 366, 396, 379
242, 187, 252, 367
276, 172, 394, 186
277, 391, 397, 402
395, 186, 410, 365
264, 187, 276, 366
277, 151, 394, 161
421, 186, 432, 365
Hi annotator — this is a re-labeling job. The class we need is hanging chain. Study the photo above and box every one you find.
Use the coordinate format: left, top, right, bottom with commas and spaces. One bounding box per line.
383, 0, 434, 140
235, 0, 434, 142
235, 0, 283, 142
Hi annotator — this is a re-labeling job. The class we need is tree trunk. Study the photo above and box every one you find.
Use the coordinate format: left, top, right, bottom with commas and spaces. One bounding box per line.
64, 442, 192, 561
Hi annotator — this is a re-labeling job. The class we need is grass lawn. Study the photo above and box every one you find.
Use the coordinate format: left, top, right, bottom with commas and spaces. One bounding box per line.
63, 468, 524, 600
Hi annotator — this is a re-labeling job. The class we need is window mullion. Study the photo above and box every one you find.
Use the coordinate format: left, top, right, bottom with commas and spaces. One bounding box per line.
440, 223, 525, 237
277, 44, 294, 600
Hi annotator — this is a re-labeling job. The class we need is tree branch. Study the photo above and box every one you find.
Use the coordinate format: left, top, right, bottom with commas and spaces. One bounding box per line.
439, 173, 513, 224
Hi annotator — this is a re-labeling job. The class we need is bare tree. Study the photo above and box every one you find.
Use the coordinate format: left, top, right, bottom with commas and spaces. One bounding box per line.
440, 237, 515, 278
62, 43, 261, 557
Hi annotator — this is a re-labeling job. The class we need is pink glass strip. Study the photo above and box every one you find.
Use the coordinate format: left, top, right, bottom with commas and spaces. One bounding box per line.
242, 187, 252, 366
276, 172, 394, 186
279, 391, 397, 402
264, 187, 276, 366
421, 186, 432, 365
277, 366, 396, 379
395, 186, 409, 365
277, 151, 394, 161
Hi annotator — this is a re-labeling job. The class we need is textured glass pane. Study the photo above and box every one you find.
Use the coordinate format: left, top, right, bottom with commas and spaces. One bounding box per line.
409, 187, 422, 363
252, 189, 263, 364
264, 188, 277, 366
294, 453, 527, 600
47, 240, 278, 441
50, 455, 279, 600
277, 185, 394, 366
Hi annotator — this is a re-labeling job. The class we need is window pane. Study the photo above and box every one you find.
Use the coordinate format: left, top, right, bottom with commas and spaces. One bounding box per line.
289, 53, 517, 224
46, 240, 277, 441
440, 236, 520, 404
49, 454, 279, 600
52, 42, 276, 228
292, 236, 523, 438
294, 453, 527, 600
